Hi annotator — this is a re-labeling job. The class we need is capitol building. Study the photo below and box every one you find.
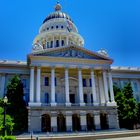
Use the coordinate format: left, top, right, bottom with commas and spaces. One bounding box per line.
0, 3, 140, 132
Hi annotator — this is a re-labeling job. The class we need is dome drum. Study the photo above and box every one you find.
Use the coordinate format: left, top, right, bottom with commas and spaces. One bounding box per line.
39, 18, 78, 34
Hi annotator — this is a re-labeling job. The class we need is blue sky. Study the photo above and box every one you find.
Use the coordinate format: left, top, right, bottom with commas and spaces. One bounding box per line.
0, 0, 140, 66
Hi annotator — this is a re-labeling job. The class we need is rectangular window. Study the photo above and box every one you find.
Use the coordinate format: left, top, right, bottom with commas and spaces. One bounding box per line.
84, 94, 87, 103
44, 77, 49, 86
83, 79, 86, 87
89, 79, 92, 87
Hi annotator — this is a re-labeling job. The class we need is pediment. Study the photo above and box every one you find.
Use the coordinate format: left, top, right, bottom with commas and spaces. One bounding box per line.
30, 46, 112, 62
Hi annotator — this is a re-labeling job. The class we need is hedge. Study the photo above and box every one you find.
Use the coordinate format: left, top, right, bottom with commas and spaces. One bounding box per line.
0, 136, 16, 140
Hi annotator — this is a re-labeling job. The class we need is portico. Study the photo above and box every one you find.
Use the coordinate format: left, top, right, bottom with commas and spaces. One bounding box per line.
28, 66, 115, 107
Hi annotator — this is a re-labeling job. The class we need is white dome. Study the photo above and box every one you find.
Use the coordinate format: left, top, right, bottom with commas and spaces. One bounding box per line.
32, 2, 84, 52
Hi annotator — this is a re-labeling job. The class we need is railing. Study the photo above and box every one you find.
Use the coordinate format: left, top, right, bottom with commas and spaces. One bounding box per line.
42, 103, 94, 107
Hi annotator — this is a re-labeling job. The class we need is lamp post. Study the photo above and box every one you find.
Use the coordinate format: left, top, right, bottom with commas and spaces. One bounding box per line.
3, 96, 8, 136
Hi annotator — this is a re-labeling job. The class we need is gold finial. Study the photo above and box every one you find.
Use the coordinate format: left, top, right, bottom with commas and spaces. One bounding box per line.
55, 1, 62, 11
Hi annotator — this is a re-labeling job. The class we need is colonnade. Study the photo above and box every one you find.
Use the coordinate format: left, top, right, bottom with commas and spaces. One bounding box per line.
29, 67, 115, 106
41, 34, 83, 49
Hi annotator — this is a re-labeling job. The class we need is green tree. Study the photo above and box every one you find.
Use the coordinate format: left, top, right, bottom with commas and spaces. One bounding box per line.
0, 107, 14, 135
6, 76, 28, 133
122, 83, 137, 129
114, 83, 137, 129
137, 102, 140, 124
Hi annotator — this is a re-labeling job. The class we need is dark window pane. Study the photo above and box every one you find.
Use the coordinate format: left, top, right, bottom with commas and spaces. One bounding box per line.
45, 77, 49, 86
83, 79, 86, 87
84, 94, 87, 103
61, 40, 64, 46
89, 79, 92, 87
56, 40, 59, 47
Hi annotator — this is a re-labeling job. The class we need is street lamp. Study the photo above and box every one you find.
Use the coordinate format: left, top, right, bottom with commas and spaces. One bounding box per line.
3, 96, 8, 136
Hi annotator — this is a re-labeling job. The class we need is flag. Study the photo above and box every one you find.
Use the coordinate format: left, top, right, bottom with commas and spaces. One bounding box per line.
67, 20, 73, 32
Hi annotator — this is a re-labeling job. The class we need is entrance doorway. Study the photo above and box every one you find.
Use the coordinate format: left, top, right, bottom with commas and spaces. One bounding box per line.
72, 114, 80, 131
100, 113, 109, 129
86, 113, 95, 131
57, 114, 66, 132
41, 114, 51, 132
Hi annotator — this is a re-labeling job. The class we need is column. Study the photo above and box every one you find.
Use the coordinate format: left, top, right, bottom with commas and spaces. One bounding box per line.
78, 69, 85, 106
1, 74, 6, 98
103, 70, 109, 103
66, 36, 69, 46
36, 67, 41, 105
51, 67, 56, 106
93, 111, 101, 130
98, 75, 105, 104
66, 111, 72, 132
53, 36, 55, 48
108, 72, 115, 102
51, 115, 57, 132
65, 68, 71, 106
29, 67, 34, 104
91, 70, 98, 105
80, 111, 87, 131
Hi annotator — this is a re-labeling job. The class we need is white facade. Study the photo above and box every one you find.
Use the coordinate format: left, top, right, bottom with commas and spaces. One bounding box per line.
0, 3, 140, 132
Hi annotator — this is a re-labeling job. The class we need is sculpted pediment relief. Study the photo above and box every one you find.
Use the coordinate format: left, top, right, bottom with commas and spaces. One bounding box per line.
32, 46, 112, 61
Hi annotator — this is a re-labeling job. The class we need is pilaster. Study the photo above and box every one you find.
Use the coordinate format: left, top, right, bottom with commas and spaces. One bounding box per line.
93, 111, 101, 130
80, 111, 87, 131
65, 111, 72, 132
51, 112, 57, 132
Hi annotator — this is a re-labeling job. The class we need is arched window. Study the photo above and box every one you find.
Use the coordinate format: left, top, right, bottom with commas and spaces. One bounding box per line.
56, 40, 59, 47
56, 25, 59, 29
61, 40, 64, 46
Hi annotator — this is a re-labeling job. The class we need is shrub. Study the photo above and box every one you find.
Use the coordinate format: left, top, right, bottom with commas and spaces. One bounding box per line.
0, 136, 16, 140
